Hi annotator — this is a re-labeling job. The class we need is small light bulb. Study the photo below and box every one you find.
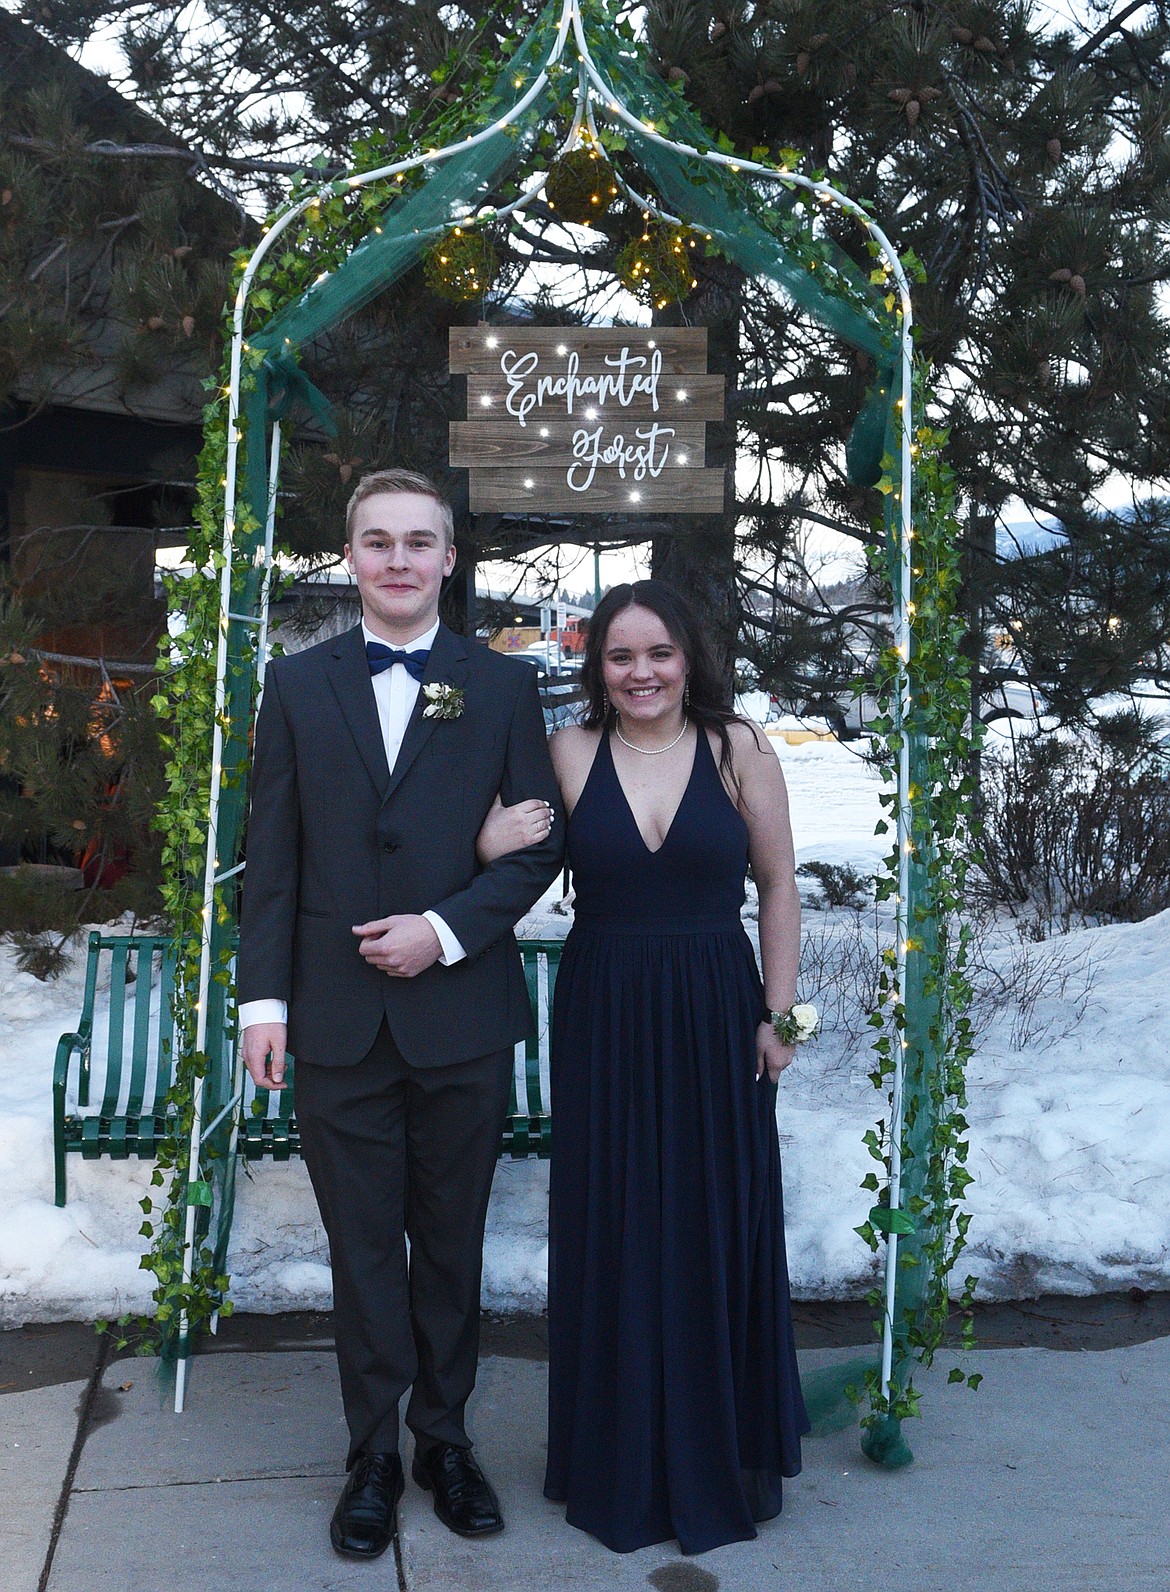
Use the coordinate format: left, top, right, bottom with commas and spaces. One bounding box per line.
485, 335, 498, 348
647, 339, 656, 348
480, 395, 493, 407
540, 427, 549, 437
678, 453, 688, 464
586, 406, 597, 419
629, 491, 641, 502
676, 389, 688, 401
524, 478, 534, 489
556, 343, 568, 355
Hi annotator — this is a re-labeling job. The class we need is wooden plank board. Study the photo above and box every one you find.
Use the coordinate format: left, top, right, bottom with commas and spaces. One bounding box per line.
450, 324, 707, 373
449, 420, 706, 468
465, 373, 724, 423
468, 467, 725, 515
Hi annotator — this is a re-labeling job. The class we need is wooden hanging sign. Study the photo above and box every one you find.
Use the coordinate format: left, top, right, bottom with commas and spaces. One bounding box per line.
449, 325, 725, 514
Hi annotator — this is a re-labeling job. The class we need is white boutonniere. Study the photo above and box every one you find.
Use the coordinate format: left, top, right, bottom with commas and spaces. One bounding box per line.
422, 681, 465, 720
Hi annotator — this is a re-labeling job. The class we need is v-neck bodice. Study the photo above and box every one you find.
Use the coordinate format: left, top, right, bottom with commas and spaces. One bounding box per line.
567, 727, 749, 929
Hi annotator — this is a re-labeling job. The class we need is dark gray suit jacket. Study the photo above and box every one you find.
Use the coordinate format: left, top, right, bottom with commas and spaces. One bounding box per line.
237, 621, 565, 1067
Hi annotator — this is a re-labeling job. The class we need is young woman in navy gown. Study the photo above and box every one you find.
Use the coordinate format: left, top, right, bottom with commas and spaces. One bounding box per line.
478, 579, 808, 1554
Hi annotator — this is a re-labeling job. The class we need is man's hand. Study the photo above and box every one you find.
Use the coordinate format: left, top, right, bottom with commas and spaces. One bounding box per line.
241, 1022, 288, 1091
353, 914, 443, 978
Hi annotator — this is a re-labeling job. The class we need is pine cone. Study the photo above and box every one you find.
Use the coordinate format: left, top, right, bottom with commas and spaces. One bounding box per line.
906, 99, 921, 126
764, 78, 783, 94
974, 35, 998, 52
1, 190, 11, 206
1048, 268, 1073, 283
1046, 137, 1062, 162
181, 314, 196, 337
171, 245, 193, 259
146, 315, 166, 331
809, 32, 829, 48
1069, 273, 1086, 296
952, 26, 974, 44
795, 50, 810, 75
710, 19, 726, 38
888, 87, 913, 103
748, 82, 766, 102
668, 66, 689, 84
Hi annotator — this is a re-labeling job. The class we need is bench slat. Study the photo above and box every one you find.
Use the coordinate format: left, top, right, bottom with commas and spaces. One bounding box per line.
100, 941, 130, 1117
156, 948, 177, 1098
522, 948, 543, 1121
125, 943, 156, 1118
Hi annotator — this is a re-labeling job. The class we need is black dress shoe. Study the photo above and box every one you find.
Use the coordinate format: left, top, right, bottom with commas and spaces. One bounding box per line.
412, 1442, 504, 1537
330, 1451, 404, 1559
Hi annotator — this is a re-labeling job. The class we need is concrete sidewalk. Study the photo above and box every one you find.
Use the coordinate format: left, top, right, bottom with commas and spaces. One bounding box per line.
5, 1326, 1168, 1592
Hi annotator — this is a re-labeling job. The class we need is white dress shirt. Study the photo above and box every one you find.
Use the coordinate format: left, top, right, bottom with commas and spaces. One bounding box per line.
239, 617, 466, 1031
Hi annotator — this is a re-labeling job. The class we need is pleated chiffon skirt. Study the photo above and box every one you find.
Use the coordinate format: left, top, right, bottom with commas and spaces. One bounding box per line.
544, 915, 809, 1555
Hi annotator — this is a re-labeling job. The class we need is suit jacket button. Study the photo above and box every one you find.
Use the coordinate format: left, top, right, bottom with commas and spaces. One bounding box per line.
382, 840, 399, 854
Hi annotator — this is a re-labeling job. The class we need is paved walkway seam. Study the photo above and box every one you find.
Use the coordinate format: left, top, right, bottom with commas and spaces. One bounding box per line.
35, 1333, 108, 1592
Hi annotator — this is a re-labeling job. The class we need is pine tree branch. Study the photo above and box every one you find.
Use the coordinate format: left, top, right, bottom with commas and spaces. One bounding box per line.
1070, 0, 1155, 66
3, 132, 338, 181
28, 649, 157, 676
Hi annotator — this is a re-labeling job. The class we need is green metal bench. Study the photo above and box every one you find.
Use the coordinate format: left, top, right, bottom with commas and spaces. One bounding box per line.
53, 930, 562, 1206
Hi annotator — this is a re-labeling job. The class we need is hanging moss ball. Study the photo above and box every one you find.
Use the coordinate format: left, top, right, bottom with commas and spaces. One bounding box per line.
423, 227, 500, 303
545, 146, 619, 226
615, 223, 701, 308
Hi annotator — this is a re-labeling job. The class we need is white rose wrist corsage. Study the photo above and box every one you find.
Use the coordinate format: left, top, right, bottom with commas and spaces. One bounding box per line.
769, 1003, 819, 1046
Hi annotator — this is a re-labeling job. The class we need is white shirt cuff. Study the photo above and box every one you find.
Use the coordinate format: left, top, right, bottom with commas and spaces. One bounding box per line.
239, 999, 288, 1029
423, 910, 467, 967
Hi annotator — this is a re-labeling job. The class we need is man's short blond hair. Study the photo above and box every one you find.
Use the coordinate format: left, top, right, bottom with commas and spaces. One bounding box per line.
345, 468, 455, 547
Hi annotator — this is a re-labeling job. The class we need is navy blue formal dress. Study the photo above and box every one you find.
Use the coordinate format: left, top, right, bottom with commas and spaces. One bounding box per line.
544, 728, 809, 1555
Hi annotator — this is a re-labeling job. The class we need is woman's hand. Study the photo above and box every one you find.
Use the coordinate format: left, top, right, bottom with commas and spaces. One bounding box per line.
475, 793, 556, 865
756, 1021, 796, 1083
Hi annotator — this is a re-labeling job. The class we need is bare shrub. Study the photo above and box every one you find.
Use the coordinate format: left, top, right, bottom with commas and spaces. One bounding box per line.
798, 907, 883, 1057
966, 923, 1098, 1051
975, 713, 1170, 933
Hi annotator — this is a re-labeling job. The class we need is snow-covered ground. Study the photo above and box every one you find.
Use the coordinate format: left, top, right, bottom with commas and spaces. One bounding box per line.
1, 736, 1167, 1325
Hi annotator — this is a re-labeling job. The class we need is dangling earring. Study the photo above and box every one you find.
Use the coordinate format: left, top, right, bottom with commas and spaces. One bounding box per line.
602, 688, 610, 716
684, 676, 691, 711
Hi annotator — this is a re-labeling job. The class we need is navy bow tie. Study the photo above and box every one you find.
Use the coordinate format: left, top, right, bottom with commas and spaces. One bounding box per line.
366, 641, 431, 682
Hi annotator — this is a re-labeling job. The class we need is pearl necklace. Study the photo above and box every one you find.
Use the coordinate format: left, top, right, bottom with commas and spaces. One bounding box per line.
614, 717, 690, 756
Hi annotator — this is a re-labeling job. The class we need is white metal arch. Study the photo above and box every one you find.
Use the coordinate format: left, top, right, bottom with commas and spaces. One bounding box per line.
179, 0, 916, 1417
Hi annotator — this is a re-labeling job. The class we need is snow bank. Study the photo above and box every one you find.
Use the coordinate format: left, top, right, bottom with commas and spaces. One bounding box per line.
1, 738, 1166, 1323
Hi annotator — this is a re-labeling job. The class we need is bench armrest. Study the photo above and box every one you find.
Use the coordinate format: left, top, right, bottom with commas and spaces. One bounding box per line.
52, 1025, 91, 1208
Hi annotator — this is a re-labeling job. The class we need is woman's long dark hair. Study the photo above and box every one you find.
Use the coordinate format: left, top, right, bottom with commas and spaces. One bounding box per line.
579, 580, 749, 785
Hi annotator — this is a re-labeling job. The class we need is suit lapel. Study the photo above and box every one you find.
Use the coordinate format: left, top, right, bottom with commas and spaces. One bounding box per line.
325, 624, 391, 797
382, 622, 470, 805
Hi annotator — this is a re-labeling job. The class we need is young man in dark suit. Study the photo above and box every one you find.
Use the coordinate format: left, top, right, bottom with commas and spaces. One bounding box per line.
237, 469, 563, 1560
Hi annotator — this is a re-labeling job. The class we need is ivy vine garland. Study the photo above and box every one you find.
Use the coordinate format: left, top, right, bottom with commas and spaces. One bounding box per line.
853, 365, 981, 1442
112, 7, 978, 1455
